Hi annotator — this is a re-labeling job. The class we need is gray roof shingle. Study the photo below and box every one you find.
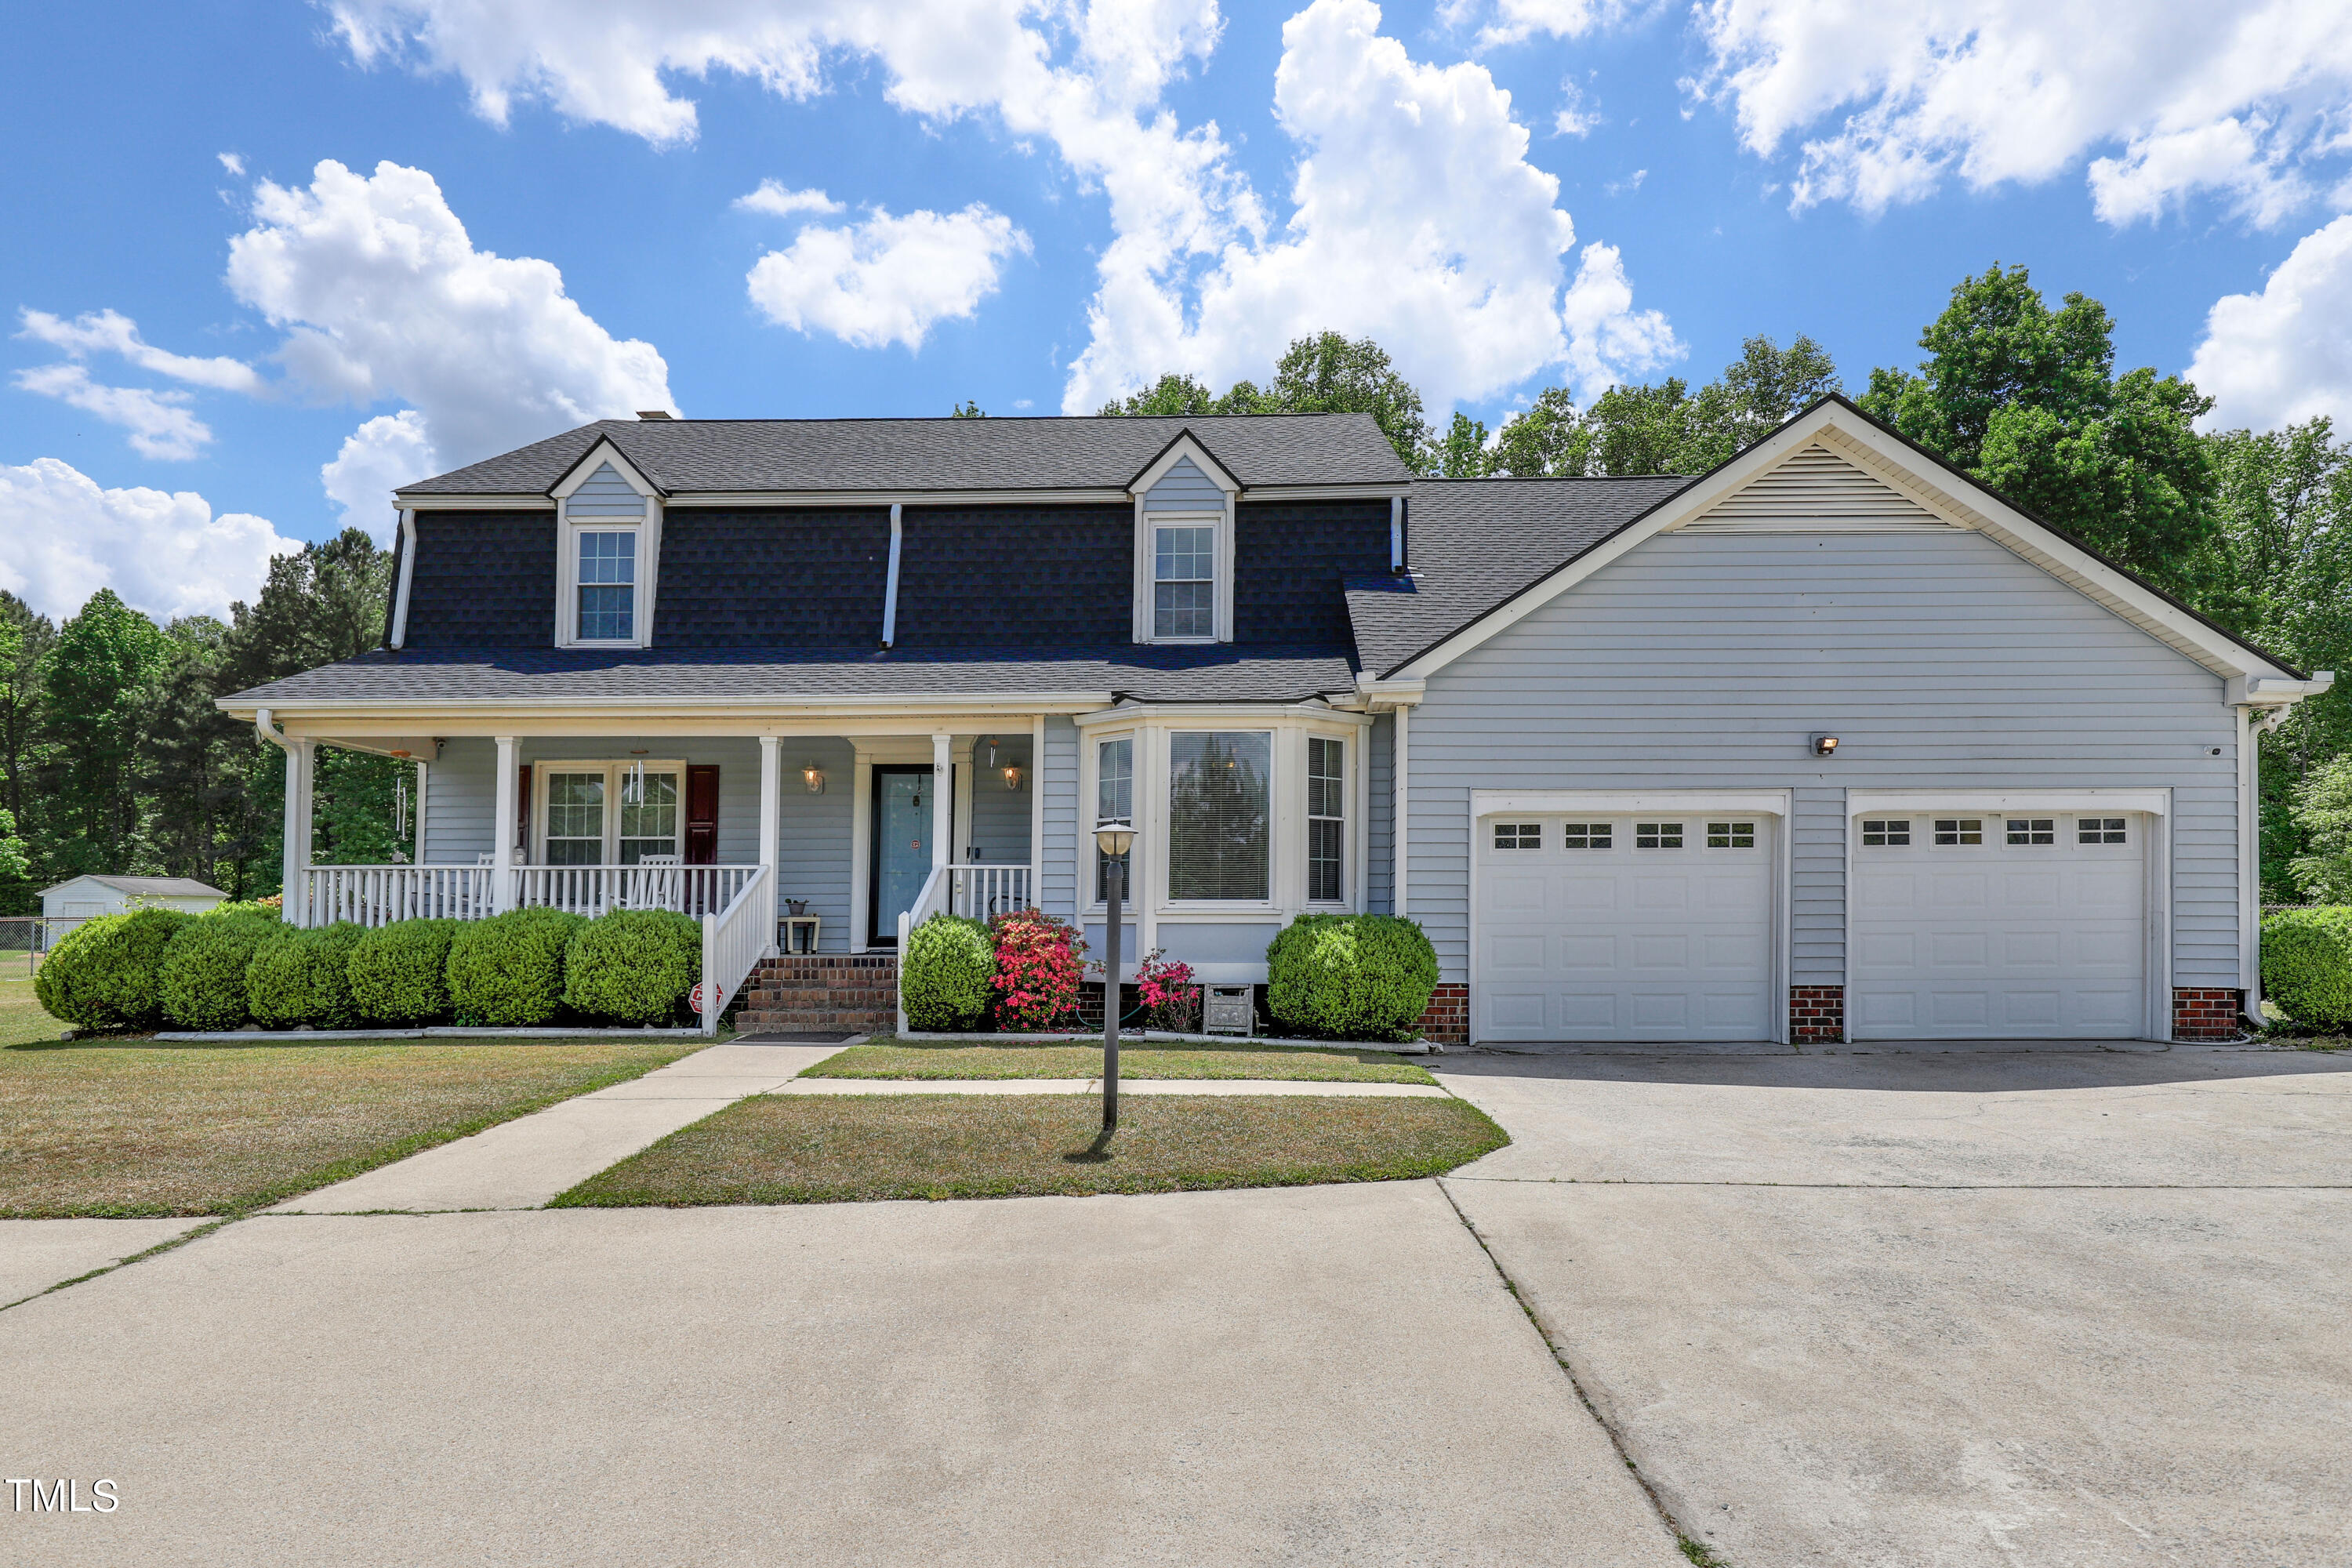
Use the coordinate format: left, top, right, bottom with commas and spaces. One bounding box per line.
402, 414, 1412, 496
43, 875, 227, 898
223, 645, 1359, 708
1347, 475, 1693, 675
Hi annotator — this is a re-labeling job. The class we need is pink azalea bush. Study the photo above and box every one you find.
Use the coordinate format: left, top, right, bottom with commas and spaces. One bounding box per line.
986, 908, 1087, 1030
1134, 948, 1200, 1033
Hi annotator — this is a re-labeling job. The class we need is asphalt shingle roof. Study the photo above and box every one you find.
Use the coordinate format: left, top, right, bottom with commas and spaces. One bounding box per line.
225, 645, 1359, 707
43, 875, 227, 898
402, 414, 1413, 496
1345, 475, 1694, 675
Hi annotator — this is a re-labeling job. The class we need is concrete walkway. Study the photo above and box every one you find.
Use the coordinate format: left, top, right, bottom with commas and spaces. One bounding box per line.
270, 1043, 845, 1214
0, 1219, 205, 1308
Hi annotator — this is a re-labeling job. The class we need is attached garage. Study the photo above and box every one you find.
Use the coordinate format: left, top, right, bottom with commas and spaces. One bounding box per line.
1472, 797, 1784, 1044
1847, 796, 2160, 1040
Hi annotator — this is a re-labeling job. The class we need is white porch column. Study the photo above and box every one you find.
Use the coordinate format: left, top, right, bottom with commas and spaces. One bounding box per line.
281, 737, 314, 926
930, 731, 952, 870
1392, 705, 1410, 919
492, 735, 519, 913
758, 737, 782, 942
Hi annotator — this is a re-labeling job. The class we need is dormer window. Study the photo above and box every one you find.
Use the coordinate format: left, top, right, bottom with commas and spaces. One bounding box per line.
1153, 523, 1216, 639
575, 531, 638, 641
553, 442, 662, 649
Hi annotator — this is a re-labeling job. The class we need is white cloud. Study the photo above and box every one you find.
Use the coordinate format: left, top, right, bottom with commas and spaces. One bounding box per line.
734, 180, 844, 217
2187, 215, 2352, 431
746, 204, 1030, 350
18, 307, 264, 394
0, 457, 299, 622
1559, 242, 1678, 394
224, 158, 674, 472
325, 0, 1672, 412
321, 409, 439, 537
1553, 81, 1599, 136
1687, 0, 2352, 224
12, 365, 212, 461
218, 151, 245, 176
1470, 0, 1650, 48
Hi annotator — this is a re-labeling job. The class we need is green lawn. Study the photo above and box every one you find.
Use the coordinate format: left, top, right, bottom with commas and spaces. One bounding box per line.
807, 1037, 1436, 1084
0, 1036, 701, 1217
554, 1092, 1506, 1207
0, 975, 61, 1049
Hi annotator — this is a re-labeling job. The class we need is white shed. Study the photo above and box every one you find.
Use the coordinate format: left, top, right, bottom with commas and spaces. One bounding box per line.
41, 875, 230, 936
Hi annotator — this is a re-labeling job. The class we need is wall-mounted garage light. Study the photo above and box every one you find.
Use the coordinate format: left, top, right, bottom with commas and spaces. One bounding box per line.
1809, 734, 1840, 757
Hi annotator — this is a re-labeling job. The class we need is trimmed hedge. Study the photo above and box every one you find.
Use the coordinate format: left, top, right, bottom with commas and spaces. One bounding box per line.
348, 918, 458, 1025
447, 906, 584, 1025
159, 909, 283, 1030
35, 907, 196, 1031
2263, 907, 2352, 1029
902, 914, 993, 1031
564, 909, 699, 1025
1265, 914, 1439, 1043
248, 923, 366, 1029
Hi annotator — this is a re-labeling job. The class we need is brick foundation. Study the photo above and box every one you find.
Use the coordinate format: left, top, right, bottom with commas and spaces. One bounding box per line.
737, 953, 898, 1034
1417, 983, 1469, 1047
2172, 987, 2245, 1041
1790, 985, 1845, 1044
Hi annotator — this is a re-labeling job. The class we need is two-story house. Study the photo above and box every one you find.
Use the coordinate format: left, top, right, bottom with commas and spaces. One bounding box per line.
220, 397, 2330, 1045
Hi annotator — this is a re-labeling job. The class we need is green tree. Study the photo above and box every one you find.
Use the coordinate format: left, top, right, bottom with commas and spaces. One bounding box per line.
38, 589, 166, 877
0, 804, 30, 913
1487, 387, 1588, 476
2289, 754, 2352, 904
1487, 335, 1839, 477
1861, 264, 2218, 597
1433, 412, 1494, 477
950, 400, 985, 418
1098, 332, 1435, 470
0, 593, 55, 891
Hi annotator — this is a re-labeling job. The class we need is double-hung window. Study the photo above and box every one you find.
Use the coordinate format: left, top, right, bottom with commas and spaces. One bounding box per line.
539, 761, 683, 865
1168, 731, 1271, 901
1095, 738, 1133, 901
576, 531, 637, 641
1307, 737, 1345, 902
1153, 524, 1216, 640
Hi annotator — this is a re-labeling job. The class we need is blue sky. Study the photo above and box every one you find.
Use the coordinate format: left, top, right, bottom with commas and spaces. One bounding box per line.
5, 1, 2349, 623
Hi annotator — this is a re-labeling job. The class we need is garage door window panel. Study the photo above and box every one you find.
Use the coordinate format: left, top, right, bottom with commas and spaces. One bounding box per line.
1861, 819, 1911, 848
1493, 822, 1541, 851
2006, 818, 2056, 846
1635, 822, 1684, 850
1934, 818, 1984, 847
1563, 822, 1612, 850
1707, 821, 1756, 849
2080, 817, 2129, 844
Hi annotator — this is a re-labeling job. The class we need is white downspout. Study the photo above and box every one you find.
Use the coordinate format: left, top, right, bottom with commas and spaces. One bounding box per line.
390, 508, 418, 648
880, 503, 903, 648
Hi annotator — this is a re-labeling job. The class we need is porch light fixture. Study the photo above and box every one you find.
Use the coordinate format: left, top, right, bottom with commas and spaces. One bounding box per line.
1810, 734, 1839, 757
1092, 819, 1136, 1135
1003, 764, 1025, 792
802, 763, 826, 794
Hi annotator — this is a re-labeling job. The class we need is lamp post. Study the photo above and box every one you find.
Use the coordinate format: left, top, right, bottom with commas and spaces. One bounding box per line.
1094, 818, 1135, 1134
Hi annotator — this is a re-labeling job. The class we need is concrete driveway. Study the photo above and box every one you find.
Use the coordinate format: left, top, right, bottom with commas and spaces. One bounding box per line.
0, 1182, 1682, 1566
1436, 1044, 2352, 1567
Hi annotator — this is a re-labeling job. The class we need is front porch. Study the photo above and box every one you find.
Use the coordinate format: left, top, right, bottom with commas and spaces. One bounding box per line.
268, 721, 1051, 1031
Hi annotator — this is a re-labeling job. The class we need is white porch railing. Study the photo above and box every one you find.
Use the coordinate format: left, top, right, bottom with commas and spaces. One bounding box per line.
306, 865, 493, 927
513, 863, 761, 920
699, 864, 775, 1037
944, 863, 1032, 920
296, 863, 763, 927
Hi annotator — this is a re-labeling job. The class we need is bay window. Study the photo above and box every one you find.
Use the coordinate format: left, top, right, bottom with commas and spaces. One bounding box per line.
1095, 736, 1132, 899
1167, 731, 1271, 901
1307, 736, 1345, 902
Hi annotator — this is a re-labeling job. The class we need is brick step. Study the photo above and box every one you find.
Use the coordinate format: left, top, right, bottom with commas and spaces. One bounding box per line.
736, 953, 898, 1033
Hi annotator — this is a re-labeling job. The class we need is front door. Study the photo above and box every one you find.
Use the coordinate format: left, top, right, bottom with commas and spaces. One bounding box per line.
871, 766, 935, 946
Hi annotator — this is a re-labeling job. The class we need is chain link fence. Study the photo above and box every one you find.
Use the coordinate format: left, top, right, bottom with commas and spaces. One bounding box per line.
0, 916, 59, 978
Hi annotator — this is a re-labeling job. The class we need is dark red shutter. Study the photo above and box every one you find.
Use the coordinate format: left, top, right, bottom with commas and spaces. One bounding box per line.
686, 765, 720, 864
515, 765, 532, 857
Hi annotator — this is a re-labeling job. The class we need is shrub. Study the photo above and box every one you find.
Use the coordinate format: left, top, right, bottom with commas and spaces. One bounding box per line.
2263, 907, 2352, 1029
34, 907, 196, 1031
158, 909, 282, 1030
348, 919, 459, 1025
247, 923, 366, 1029
1265, 914, 1439, 1043
987, 908, 1086, 1030
446, 906, 583, 1026
1135, 948, 1200, 1033
563, 909, 699, 1025
901, 914, 994, 1031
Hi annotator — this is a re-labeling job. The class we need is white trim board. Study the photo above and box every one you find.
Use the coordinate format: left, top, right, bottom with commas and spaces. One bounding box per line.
1385, 399, 2303, 686
1473, 789, 1790, 818
1844, 788, 2171, 817
1127, 432, 1240, 497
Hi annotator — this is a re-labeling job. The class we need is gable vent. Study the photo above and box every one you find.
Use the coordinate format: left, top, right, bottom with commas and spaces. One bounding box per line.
1681, 444, 1947, 532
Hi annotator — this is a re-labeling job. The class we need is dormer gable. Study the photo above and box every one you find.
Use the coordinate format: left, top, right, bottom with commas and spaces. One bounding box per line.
1128, 430, 1240, 644
550, 438, 664, 649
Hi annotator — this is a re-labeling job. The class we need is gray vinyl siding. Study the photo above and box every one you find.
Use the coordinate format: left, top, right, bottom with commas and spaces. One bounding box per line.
567, 463, 645, 517
775, 739, 855, 950
1040, 717, 1080, 916
421, 740, 495, 862
1154, 920, 1283, 965
1144, 456, 1224, 511
1406, 528, 2241, 988
1367, 712, 1393, 915
966, 735, 1033, 866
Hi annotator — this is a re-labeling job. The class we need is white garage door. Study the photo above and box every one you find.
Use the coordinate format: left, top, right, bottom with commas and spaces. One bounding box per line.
1475, 814, 1777, 1043
1849, 811, 2147, 1040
